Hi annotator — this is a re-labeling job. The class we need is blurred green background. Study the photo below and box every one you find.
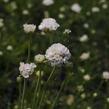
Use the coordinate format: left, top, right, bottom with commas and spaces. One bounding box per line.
0, 0, 109, 109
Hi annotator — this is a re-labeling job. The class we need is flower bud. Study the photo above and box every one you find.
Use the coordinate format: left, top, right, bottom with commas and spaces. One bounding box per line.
34, 54, 45, 63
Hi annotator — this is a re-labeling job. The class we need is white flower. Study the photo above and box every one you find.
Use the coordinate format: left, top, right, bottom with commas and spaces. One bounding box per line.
99, 0, 106, 3
66, 95, 74, 106
0, 51, 3, 56
63, 29, 71, 34
6, 45, 13, 51
34, 54, 45, 63
80, 52, 90, 60
0, 18, 4, 28
83, 74, 91, 81
10, 2, 17, 10
83, 23, 89, 29
19, 62, 36, 78
45, 43, 71, 66
58, 13, 65, 19
79, 34, 88, 42
38, 18, 60, 31
102, 4, 108, 9
3, 0, 9, 3
71, 3, 81, 13
23, 24, 36, 33
22, 10, 29, 15
42, 0, 54, 6
103, 71, 109, 80
92, 7, 100, 13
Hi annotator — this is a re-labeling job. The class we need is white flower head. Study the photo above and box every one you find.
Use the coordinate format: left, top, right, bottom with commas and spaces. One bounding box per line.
6, 45, 13, 51
0, 18, 4, 28
42, 0, 54, 6
83, 23, 89, 29
79, 34, 88, 42
34, 54, 45, 63
83, 74, 91, 81
71, 3, 81, 13
22, 9, 29, 15
92, 7, 100, 13
19, 62, 36, 78
102, 4, 108, 9
23, 24, 36, 33
0, 51, 3, 56
80, 52, 90, 60
103, 71, 109, 80
63, 29, 71, 34
38, 18, 60, 31
45, 43, 71, 66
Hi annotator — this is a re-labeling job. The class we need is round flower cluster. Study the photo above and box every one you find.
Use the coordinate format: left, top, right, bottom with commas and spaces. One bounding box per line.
42, 0, 54, 6
71, 3, 81, 13
19, 62, 36, 78
45, 43, 71, 66
103, 71, 109, 80
38, 18, 60, 31
23, 24, 36, 33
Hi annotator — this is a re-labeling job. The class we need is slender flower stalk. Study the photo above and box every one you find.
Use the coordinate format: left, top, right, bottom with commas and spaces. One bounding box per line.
32, 71, 41, 109
51, 78, 66, 109
27, 36, 31, 62
21, 79, 26, 109
37, 66, 56, 109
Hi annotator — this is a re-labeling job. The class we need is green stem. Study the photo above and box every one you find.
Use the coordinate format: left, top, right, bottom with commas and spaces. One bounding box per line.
18, 81, 22, 108
21, 79, 26, 109
32, 71, 41, 109
38, 66, 56, 109
27, 36, 31, 62
51, 79, 66, 109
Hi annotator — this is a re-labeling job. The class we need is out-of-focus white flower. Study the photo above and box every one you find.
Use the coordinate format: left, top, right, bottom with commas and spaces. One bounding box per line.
80, 52, 90, 60
10, 2, 17, 10
107, 98, 109, 102
45, 43, 71, 66
83, 23, 89, 29
102, 4, 108, 9
77, 85, 84, 92
91, 29, 96, 34
99, 0, 106, 3
34, 54, 45, 63
58, 13, 65, 19
38, 18, 60, 31
103, 71, 109, 80
27, 3, 32, 8
23, 24, 36, 33
3, 0, 9, 3
42, 0, 54, 6
83, 74, 91, 81
93, 92, 98, 97
81, 93, 86, 99
87, 106, 92, 109
0, 18, 4, 28
79, 34, 88, 42
19, 62, 36, 78
22, 10, 29, 15
66, 95, 74, 106
60, 6, 66, 12
6, 45, 13, 51
0, 51, 3, 56
92, 7, 100, 13
71, 3, 81, 13
63, 29, 71, 34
